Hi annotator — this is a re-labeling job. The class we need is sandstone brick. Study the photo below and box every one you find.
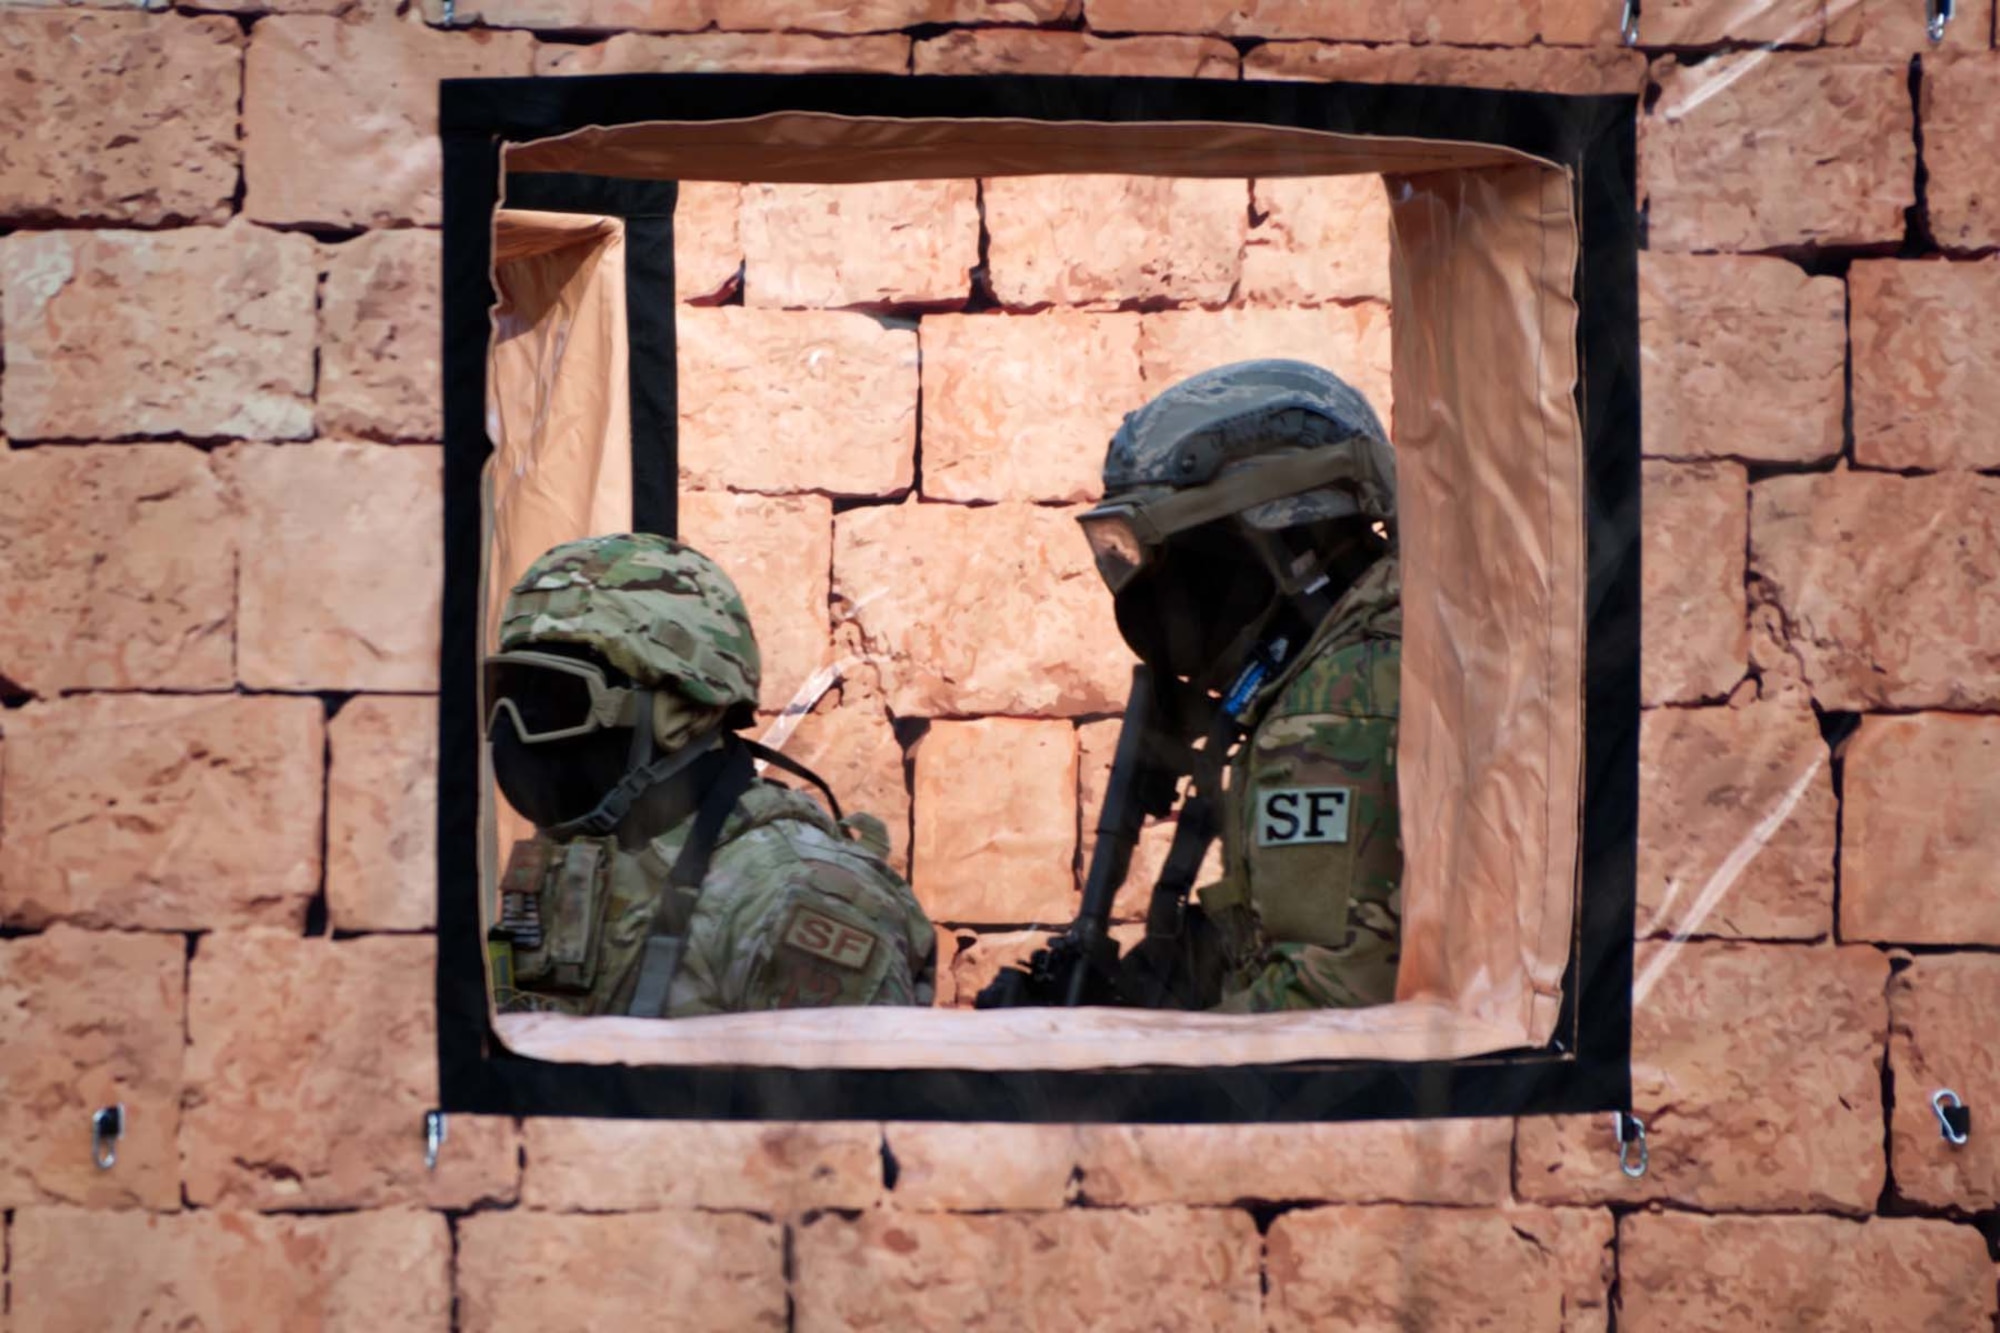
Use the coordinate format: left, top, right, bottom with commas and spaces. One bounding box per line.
319, 229, 442, 442
914, 29, 1235, 77
1516, 942, 1888, 1213
1245, 40, 1646, 95
1829, 0, 1994, 48
1268, 1206, 1613, 1332
1922, 55, 2000, 250
458, 1211, 784, 1333
762, 669, 911, 873
673, 181, 742, 304
0, 225, 316, 441
184, 932, 520, 1209
222, 442, 442, 691
912, 718, 1078, 924
833, 501, 1134, 717
984, 175, 1247, 309
1073, 1119, 1514, 1207
1643, 461, 1748, 705
1889, 955, 2000, 1209
1641, 254, 1844, 465
793, 1208, 1260, 1333
1140, 305, 1394, 431
1637, 695, 1834, 941
882, 1122, 1079, 1210
0, 695, 322, 931
326, 696, 437, 932
1640, 0, 1823, 43
1242, 175, 1393, 307
1076, 717, 1220, 922
9, 1208, 453, 1333
1750, 472, 2000, 711
1643, 53, 1914, 252
0, 13, 239, 225
0, 445, 235, 693
435, 0, 1070, 30
1842, 714, 2000, 945
919, 311, 1145, 504
1539, 0, 1629, 42
1083, 0, 1538, 42
520, 1118, 882, 1212
742, 180, 979, 309
1619, 1212, 1998, 1332
533, 31, 910, 75
680, 490, 833, 710
1851, 259, 2000, 470
0, 928, 184, 1211
678, 307, 916, 496
245, 17, 534, 228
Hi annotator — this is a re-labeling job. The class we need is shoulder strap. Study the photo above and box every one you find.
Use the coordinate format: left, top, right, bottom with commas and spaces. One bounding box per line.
742, 738, 845, 826
668, 737, 757, 891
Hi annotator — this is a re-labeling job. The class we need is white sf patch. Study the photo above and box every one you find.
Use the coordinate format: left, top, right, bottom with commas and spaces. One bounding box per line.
1256, 786, 1353, 847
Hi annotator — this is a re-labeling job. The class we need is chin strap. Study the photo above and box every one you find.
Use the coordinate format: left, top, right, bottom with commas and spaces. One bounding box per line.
545, 690, 728, 841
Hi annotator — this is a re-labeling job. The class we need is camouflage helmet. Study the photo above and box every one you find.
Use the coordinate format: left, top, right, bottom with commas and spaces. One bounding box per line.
1102, 359, 1395, 531
498, 533, 761, 714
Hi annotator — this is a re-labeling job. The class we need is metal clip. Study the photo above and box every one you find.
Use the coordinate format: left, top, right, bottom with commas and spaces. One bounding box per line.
91, 1104, 124, 1171
424, 1110, 448, 1171
1614, 1110, 1649, 1179
1621, 0, 1640, 45
1932, 1089, 1970, 1146
1928, 0, 1955, 43
439, 0, 457, 24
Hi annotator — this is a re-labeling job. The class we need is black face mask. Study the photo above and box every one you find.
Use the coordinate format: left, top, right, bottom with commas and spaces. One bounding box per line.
489, 709, 636, 831
1112, 523, 1281, 690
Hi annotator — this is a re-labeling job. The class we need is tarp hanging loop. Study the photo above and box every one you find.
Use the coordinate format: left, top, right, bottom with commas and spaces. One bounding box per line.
425, 1110, 449, 1171
91, 1104, 123, 1171
1929, 0, 1956, 42
1621, 0, 1640, 44
1932, 1089, 1971, 1146
1614, 1111, 1649, 1178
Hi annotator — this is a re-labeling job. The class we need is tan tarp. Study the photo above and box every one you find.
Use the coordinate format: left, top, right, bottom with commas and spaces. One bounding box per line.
483, 115, 1586, 1071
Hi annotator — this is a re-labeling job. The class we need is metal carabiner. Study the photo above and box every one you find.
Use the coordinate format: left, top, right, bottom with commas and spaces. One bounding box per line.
1614, 1110, 1649, 1179
1932, 1089, 1970, 1146
91, 1105, 124, 1171
1929, 0, 1956, 43
424, 1110, 449, 1171
1621, 0, 1641, 45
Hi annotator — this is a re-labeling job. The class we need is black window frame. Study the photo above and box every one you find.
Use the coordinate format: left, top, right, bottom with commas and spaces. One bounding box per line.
436, 72, 1639, 1124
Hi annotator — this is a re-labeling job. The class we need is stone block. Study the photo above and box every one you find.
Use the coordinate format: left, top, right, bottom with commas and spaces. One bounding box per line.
319, 229, 443, 442
1242, 175, 1393, 306
1923, 54, 2000, 249
1889, 955, 2000, 1210
1643, 53, 1914, 252
672, 180, 742, 304
0, 225, 316, 441
911, 718, 1078, 925
244, 17, 534, 228
678, 306, 916, 497
984, 175, 1246, 309
0, 695, 322, 931
1842, 714, 2000, 945
1750, 472, 2000, 711
222, 442, 442, 691
1267, 1206, 1613, 1332
792, 1208, 1260, 1333
1082, 0, 1538, 42
1637, 694, 1835, 941
520, 1118, 883, 1212
742, 180, 979, 309
1642, 460, 1748, 705
0, 927, 185, 1210
0, 12, 239, 225
1073, 1119, 1515, 1207
0, 445, 235, 693
1851, 259, 2000, 470
1244, 40, 1646, 95
1516, 942, 1888, 1213
1829, 0, 1993, 49
1640, 0, 1823, 43
918, 311, 1145, 503
1619, 1212, 1998, 1332
1140, 305, 1394, 431
435, 0, 1070, 29
914, 29, 1235, 77
881, 1122, 1079, 1210
534, 31, 910, 75
183, 932, 520, 1210
9, 1208, 453, 1333
680, 490, 833, 711
833, 501, 1135, 717
1640, 253, 1845, 465
457, 1212, 785, 1333
760, 669, 911, 873
326, 696, 437, 932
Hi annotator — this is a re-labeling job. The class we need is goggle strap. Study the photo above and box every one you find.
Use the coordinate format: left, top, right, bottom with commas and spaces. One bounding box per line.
1105, 449, 1373, 546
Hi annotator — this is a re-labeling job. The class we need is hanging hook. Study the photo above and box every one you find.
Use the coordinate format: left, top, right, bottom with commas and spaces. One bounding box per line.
91, 1105, 124, 1171
1932, 1089, 1971, 1146
1614, 1110, 1649, 1179
1928, 0, 1956, 43
1621, 0, 1641, 45
424, 1110, 448, 1172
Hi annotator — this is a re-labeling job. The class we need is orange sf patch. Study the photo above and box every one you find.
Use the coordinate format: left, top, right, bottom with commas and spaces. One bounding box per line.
782, 906, 877, 972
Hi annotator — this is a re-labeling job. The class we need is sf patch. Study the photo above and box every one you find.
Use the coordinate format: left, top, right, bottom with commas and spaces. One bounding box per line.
1256, 786, 1354, 847
782, 905, 878, 971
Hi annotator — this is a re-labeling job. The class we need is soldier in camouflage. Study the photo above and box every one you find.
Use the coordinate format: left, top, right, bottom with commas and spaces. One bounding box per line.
481, 533, 935, 1018
1078, 359, 1402, 1012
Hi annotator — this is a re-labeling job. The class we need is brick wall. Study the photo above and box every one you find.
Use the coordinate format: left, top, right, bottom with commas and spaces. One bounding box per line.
2, 1, 1999, 1328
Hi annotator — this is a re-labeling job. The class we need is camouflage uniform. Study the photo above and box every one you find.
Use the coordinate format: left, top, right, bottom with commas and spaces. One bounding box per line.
486, 534, 935, 1018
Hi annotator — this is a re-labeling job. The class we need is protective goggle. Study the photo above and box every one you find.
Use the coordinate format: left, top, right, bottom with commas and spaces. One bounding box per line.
483, 650, 642, 744
1077, 448, 1372, 595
